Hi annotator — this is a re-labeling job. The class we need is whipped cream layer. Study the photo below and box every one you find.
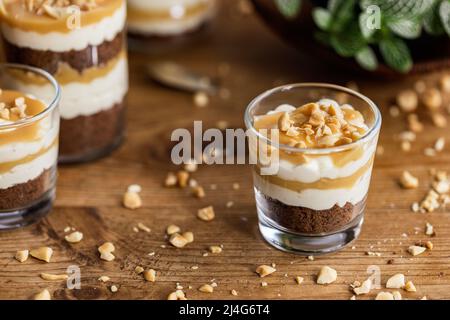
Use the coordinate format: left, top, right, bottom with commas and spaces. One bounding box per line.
1, 1, 126, 52
252, 101, 378, 211
128, 0, 215, 36
0, 113, 59, 190
6, 56, 128, 119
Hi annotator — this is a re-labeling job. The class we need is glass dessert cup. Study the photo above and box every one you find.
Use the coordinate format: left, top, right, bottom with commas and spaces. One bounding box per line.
0, 0, 128, 164
0, 63, 60, 230
127, 0, 217, 53
245, 83, 382, 255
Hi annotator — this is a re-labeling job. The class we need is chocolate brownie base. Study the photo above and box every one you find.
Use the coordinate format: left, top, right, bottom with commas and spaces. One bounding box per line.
59, 101, 125, 162
0, 169, 54, 210
1, 31, 124, 74
258, 193, 366, 234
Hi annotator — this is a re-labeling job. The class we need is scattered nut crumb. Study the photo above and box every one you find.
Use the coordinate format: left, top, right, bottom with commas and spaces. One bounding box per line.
425, 222, 434, 236
295, 276, 304, 285
392, 291, 402, 300
166, 225, 181, 235
167, 290, 187, 300
169, 233, 189, 248
375, 292, 394, 300
182, 232, 194, 243
399, 171, 419, 189
184, 160, 198, 172
177, 170, 189, 188
193, 186, 205, 198
40, 273, 68, 281
98, 276, 110, 282
34, 289, 51, 300
256, 265, 276, 278
404, 281, 417, 292
15, 250, 29, 263
30, 247, 53, 263
353, 278, 372, 295
135, 266, 144, 274
425, 241, 433, 250
98, 242, 115, 261
144, 269, 156, 282
231, 289, 238, 296
386, 274, 405, 289
65, 231, 83, 243
197, 206, 215, 221
110, 285, 118, 293
397, 89, 418, 112
164, 172, 177, 187
408, 245, 426, 256
123, 191, 142, 210
422, 88, 442, 110
198, 284, 214, 293
194, 92, 209, 108
137, 222, 151, 233
316, 266, 337, 285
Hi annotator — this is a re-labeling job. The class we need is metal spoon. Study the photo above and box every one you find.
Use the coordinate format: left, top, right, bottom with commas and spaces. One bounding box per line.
147, 61, 219, 94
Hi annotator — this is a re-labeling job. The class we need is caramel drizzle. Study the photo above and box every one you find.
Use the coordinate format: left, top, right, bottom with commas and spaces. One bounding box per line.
0, 0, 123, 34
7, 50, 126, 85
127, 1, 211, 22
0, 138, 58, 174
255, 156, 374, 192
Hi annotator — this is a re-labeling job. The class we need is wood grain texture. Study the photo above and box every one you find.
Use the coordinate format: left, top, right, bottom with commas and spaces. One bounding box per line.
1, 2, 450, 300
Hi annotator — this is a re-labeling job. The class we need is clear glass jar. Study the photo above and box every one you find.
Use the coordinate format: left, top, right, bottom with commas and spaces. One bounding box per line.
127, 0, 217, 52
245, 83, 382, 255
0, 0, 128, 163
0, 63, 60, 230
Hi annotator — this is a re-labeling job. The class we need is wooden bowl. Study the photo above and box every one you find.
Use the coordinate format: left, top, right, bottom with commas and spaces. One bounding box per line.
252, 0, 450, 78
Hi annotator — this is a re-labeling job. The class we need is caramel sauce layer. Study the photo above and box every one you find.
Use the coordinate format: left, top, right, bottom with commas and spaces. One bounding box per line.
0, 0, 123, 34
256, 157, 374, 192
0, 138, 57, 174
8, 50, 126, 86
128, 1, 211, 22
0, 89, 48, 147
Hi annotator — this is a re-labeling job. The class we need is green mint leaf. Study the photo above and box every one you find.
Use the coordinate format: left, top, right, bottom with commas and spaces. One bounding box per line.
388, 18, 422, 38
440, 0, 450, 35
424, 0, 445, 35
361, 0, 434, 20
355, 46, 379, 70
379, 37, 413, 72
330, 21, 366, 57
312, 8, 332, 31
359, 11, 377, 39
274, 0, 302, 19
329, 0, 358, 33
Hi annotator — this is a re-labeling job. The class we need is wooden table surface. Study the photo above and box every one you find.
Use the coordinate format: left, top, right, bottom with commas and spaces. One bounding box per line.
1, 2, 450, 300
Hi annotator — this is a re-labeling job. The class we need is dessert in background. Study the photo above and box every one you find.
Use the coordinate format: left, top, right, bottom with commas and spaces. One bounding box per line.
246, 84, 381, 254
127, 0, 217, 49
0, 0, 128, 163
0, 64, 60, 230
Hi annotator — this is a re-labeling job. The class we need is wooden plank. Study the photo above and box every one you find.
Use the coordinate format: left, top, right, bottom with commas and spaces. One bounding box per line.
0, 2, 449, 300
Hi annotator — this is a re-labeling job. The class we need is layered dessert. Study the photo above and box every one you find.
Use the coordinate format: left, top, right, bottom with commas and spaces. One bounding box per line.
0, 0, 128, 162
252, 99, 377, 234
127, 0, 216, 38
0, 89, 58, 210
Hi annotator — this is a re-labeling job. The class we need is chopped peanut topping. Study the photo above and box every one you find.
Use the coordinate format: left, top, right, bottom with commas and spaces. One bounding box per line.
353, 279, 372, 295
193, 186, 206, 198
177, 171, 189, 188
404, 281, 417, 292
123, 191, 142, 210
209, 246, 222, 254
422, 88, 442, 110
135, 266, 144, 274
375, 292, 394, 300
164, 172, 177, 187
182, 232, 194, 244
